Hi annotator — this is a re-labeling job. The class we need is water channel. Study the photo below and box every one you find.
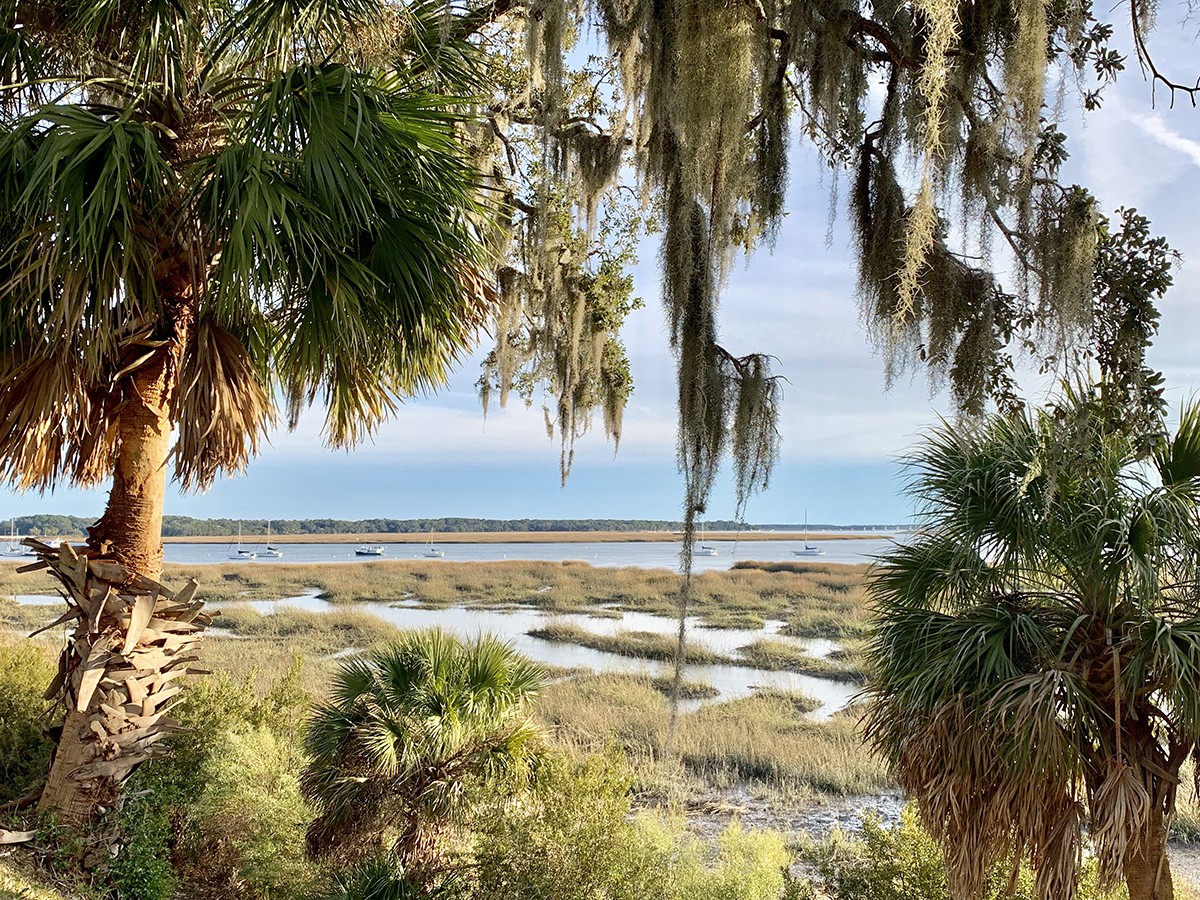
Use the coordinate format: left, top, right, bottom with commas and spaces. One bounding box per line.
213, 592, 859, 718
6, 538, 878, 718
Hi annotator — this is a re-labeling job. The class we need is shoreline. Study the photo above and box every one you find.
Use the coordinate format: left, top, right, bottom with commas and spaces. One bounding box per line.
161, 530, 889, 545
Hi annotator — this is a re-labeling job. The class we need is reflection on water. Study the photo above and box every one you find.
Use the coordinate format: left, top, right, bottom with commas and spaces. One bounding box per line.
217, 593, 858, 718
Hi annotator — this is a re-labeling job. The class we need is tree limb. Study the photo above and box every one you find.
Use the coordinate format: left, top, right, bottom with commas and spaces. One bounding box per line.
1131, 0, 1200, 108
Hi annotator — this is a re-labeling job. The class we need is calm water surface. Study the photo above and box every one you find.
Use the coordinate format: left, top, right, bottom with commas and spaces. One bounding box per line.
165, 537, 894, 569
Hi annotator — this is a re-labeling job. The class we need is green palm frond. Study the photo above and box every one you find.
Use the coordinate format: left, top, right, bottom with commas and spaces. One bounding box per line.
5, 105, 172, 359
397, 0, 490, 92
302, 630, 543, 864
194, 64, 493, 450
314, 854, 448, 900
0, 0, 497, 495
866, 388, 1200, 899
0, 17, 48, 94
214, 0, 383, 70
1157, 400, 1200, 487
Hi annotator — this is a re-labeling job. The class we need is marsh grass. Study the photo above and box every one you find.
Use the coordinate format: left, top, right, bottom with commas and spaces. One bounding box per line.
699, 610, 765, 630
737, 639, 866, 682
678, 702, 889, 795
529, 621, 728, 665
536, 673, 890, 798
1, 558, 873, 636
0, 599, 68, 635
537, 672, 668, 762
649, 675, 719, 700
210, 606, 399, 650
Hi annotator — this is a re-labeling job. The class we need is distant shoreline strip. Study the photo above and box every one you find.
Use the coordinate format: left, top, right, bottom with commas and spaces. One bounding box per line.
161, 531, 890, 545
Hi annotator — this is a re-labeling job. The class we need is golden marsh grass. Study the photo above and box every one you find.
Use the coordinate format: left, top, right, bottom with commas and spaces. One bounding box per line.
737, 638, 865, 682
528, 621, 728, 665
536, 672, 890, 797
2, 557, 886, 806
2, 558, 873, 636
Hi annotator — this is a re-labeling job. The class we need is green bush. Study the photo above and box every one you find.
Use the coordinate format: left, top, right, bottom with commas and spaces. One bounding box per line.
112, 662, 313, 900
0, 639, 56, 804
474, 753, 668, 900
109, 781, 176, 900
472, 752, 795, 900
668, 823, 792, 900
190, 726, 313, 899
803, 806, 1124, 900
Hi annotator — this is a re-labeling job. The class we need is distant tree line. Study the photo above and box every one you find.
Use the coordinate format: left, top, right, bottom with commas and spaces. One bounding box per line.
163, 517, 737, 536
1, 516, 908, 538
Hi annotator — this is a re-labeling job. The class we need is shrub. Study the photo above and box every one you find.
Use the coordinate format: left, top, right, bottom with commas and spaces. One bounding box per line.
668, 823, 792, 900
473, 752, 796, 900
0, 639, 56, 804
473, 753, 668, 900
189, 726, 313, 899
112, 662, 313, 900
109, 782, 176, 900
803, 806, 1124, 900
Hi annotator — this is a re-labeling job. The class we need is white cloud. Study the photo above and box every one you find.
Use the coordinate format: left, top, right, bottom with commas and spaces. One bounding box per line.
1128, 113, 1200, 168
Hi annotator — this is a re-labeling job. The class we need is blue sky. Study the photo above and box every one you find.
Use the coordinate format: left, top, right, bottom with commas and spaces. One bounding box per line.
4, 23, 1200, 526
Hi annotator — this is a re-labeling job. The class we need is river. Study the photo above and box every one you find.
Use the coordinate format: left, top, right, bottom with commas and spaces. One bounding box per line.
163, 537, 894, 569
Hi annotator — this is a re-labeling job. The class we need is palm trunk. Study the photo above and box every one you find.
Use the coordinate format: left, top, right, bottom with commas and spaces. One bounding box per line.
87, 312, 184, 578
1123, 810, 1174, 900
36, 298, 206, 827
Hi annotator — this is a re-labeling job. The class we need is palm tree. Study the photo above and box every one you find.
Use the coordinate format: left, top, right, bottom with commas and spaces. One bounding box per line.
0, 2, 494, 824
302, 630, 543, 869
311, 854, 459, 900
863, 388, 1200, 900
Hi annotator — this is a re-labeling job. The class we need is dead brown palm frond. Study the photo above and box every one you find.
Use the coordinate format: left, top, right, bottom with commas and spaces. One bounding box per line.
1091, 763, 1153, 885
0, 348, 117, 490
173, 319, 277, 490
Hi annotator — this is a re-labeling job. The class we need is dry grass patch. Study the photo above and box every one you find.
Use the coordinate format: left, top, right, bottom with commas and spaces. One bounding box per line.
737, 639, 865, 682
0, 861, 71, 900
529, 621, 728, 665
537, 672, 668, 762
535, 673, 890, 799
0, 599, 69, 635
678, 702, 889, 795
210, 607, 400, 654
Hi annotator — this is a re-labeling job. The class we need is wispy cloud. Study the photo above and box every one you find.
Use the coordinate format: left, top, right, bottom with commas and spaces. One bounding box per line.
1129, 113, 1200, 168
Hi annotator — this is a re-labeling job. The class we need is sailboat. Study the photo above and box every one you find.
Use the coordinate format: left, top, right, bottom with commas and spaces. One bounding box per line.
228, 522, 257, 560
260, 520, 283, 558
5, 520, 31, 556
695, 522, 718, 556
423, 532, 445, 558
792, 510, 825, 556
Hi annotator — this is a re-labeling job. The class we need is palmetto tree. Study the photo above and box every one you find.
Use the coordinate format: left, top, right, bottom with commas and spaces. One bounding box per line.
0, 2, 493, 824
302, 630, 542, 870
864, 389, 1200, 900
